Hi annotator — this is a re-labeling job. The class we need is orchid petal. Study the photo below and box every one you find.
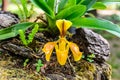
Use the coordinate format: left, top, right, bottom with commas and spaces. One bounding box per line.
42, 42, 56, 61
55, 44, 69, 65
69, 42, 82, 61
56, 19, 72, 37
58, 38, 67, 50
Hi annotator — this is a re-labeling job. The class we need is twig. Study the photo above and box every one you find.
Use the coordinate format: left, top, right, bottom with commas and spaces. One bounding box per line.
34, 15, 47, 25
68, 56, 76, 76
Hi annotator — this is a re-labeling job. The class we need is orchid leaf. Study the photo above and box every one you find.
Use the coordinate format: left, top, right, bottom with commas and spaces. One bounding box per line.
64, 0, 76, 8
71, 17, 120, 38
47, 0, 55, 10
92, 2, 106, 9
0, 22, 34, 40
56, 5, 86, 20
76, 0, 84, 4
80, 0, 97, 10
58, 0, 68, 12
31, 0, 55, 18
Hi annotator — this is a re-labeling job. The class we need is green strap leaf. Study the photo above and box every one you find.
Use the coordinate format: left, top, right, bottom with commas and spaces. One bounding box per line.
46, 0, 55, 10
107, 30, 120, 38
80, 0, 97, 10
92, 2, 106, 9
0, 22, 34, 40
0, 32, 16, 40
76, 0, 84, 4
64, 0, 76, 8
58, 0, 68, 12
31, 0, 55, 18
56, 5, 86, 20
71, 17, 120, 38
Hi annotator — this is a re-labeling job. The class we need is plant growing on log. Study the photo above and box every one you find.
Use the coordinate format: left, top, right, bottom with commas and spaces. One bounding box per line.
87, 54, 95, 62
36, 59, 43, 72
19, 24, 39, 46
30, 0, 120, 65
0, 0, 120, 65
81, 53, 95, 63
23, 58, 29, 67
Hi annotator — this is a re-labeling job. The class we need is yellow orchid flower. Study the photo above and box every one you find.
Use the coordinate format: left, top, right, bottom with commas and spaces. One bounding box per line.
42, 19, 82, 65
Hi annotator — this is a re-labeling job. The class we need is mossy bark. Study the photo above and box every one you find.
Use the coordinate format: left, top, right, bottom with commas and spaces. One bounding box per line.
44, 60, 111, 80
75, 60, 112, 80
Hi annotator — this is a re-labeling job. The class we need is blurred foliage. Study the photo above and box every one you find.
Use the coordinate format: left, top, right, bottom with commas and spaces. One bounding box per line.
116, 4, 120, 10
98, 0, 120, 2
108, 52, 120, 79
94, 30, 116, 39
11, 0, 34, 21
0, 0, 2, 4
92, 2, 106, 9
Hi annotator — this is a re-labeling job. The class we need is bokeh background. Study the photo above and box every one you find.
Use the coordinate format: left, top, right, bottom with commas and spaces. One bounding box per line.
96, 2, 120, 80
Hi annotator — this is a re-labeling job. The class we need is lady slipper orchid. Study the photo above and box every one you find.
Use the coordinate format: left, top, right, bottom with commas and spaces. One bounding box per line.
42, 19, 82, 65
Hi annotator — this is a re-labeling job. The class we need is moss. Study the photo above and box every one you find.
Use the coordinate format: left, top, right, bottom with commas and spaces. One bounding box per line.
75, 60, 96, 72
0, 56, 46, 80
74, 60, 112, 80
102, 64, 112, 80
74, 60, 96, 80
